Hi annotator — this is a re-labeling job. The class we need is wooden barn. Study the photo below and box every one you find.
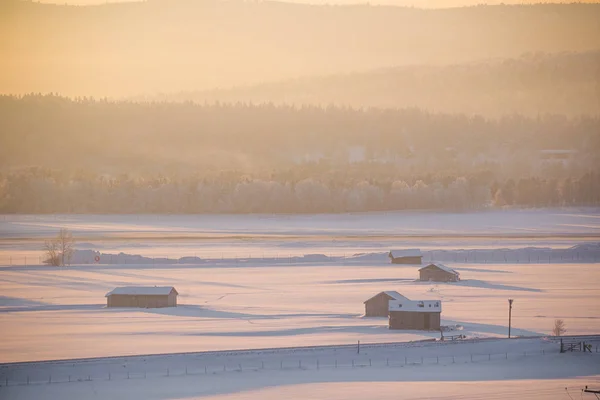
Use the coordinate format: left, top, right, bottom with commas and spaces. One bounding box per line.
419, 263, 460, 282
105, 286, 178, 308
388, 249, 422, 265
364, 291, 408, 317
388, 298, 441, 331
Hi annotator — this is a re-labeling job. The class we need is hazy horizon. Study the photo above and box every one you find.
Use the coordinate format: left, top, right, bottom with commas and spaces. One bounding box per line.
33, 0, 600, 8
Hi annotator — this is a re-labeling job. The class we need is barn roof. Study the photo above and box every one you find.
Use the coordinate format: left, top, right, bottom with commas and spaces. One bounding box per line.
105, 286, 178, 297
419, 263, 459, 276
390, 249, 422, 257
364, 291, 408, 303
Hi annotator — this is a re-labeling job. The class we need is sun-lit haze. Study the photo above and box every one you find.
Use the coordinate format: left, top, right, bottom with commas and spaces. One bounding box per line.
1, 0, 599, 399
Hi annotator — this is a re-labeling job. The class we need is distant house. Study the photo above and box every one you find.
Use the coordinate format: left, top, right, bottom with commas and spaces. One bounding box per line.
105, 286, 178, 308
364, 291, 408, 317
419, 263, 460, 282
388, 249, 422, 265
388, 298, 441, 330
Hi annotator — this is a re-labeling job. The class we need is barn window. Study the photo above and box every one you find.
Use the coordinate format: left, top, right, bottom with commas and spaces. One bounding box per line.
435, 302, 439, 307
417, 301, 424, 308
428, 304, 431, 307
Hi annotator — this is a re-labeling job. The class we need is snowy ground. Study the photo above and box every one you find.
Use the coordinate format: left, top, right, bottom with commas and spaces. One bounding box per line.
1, 261, 599, 363
1, 339, 599, 399
1, 209, 599, 399
1, 208, 599, 264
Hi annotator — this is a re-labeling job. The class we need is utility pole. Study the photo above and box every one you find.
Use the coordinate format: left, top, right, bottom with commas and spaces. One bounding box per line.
508, 299, 514, 338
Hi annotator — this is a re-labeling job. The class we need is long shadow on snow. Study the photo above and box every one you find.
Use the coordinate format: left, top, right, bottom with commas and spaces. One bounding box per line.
112, 324, 389, 337
412, 279, 542, 292
0, 303, 106, 313
324, 278, 415, 284
108, 305, 361, 321
442, 319, 543, 337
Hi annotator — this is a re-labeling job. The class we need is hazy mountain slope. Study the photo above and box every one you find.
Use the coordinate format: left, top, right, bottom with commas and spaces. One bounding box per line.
2, 1, 600, 97
154, 51, 600, 117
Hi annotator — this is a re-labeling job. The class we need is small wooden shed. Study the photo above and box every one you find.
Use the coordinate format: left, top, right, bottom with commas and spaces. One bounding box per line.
364, 291, 408, 317
388, 298, 441, 331
388, 249, 422, 265
419, 263, 460, 282
105, 286, 178, 308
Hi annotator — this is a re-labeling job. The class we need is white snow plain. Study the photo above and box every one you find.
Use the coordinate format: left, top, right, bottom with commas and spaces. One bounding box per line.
1, 209, 600, 399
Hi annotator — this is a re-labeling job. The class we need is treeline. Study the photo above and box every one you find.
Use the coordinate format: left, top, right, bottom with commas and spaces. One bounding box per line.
1, 169, 599, 214
158, 51, 600, 117
2, 1, 600, 96
1, 95, 599, 179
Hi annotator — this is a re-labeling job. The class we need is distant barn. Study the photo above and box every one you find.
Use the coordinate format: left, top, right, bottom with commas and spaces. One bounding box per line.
419, 263, 460, 282
389, 298, 441, 331
105, 286, 178, 308
388, 249, 422, 265
364, 291, 408, 317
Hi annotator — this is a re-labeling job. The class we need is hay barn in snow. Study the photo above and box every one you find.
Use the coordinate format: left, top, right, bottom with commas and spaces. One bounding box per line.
388, 249, 422, 265
364, 291, 408, 317
388, 298, 441, 331
419, 263, 460, 282
105, 286, 178, 308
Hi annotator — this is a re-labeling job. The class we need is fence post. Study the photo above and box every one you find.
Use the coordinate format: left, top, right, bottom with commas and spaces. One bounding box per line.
488, 354, 491, 361
205, 366, 208, 374
127, 372, 130, 379
185, 367, 188, 375
470, 354, 473, 362
261, 361, 264, 369
352, 359, 355, 368
239, 364, 242, 371
505, 353, 508, 359
317, 359, 319, 370
280, 361, 283, 370
386, 358, 389, 366
144, 371, 146, 379
69, 375, 71, 382
369, 359, 372, 367
452, 356, 455, 363
109, 373, 111, 381
298, 360, 301, 369
27, 376, 29, 385
436, 356, 439, 364
49, 375, 51, 384
335, 359, 337, 369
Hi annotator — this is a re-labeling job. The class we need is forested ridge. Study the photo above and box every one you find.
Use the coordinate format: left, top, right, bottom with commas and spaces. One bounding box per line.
1, 95, 598, 213
155, 51, 600, 117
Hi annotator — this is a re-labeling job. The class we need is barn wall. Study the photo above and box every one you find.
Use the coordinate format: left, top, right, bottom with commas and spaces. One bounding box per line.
391, 256, 422, 265
364, 293, 391, 317
389, 311, 441, 330
419, 267, 458, 282
106, 294, 177, 308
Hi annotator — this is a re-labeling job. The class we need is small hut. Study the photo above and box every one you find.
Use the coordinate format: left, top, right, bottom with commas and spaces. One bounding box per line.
388, 298, 441, 330
105, 286, 178, 308
388, 249, 422, 265
364, 291, 408, 317
419, 263, 460, 282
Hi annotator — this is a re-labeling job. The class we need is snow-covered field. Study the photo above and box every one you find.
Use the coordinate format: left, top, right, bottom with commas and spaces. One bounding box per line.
1, 261, 599, 363
1, 209, 599, 399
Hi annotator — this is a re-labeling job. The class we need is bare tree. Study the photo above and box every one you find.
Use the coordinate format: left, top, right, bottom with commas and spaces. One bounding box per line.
552, 319, 567, 336
43, 228, 75, 267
